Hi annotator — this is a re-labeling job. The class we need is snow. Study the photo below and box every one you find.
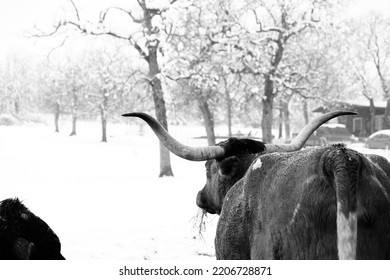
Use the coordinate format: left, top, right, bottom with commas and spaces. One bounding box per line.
321, 123, 346, 129
0, 121, 217, 260
367, 129, 390, 139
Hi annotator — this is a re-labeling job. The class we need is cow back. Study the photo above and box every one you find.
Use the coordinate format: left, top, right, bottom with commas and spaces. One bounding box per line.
216, 145, 390, 259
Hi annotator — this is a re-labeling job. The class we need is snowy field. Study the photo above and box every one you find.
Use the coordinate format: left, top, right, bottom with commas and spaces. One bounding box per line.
0, 119, 221, 260
1, 119, 390, 260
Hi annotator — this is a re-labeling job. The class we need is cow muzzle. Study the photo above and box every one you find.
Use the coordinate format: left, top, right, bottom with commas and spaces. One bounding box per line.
196, 190, 218, 214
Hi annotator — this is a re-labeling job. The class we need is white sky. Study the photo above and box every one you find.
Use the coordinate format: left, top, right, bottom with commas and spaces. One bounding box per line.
1, 0, 64, 59
0, 0, 116, 60
1, 0, 390, 61
351, 0, 390, 16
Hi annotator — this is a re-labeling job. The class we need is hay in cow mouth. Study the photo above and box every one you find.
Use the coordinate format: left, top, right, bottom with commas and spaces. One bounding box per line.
191, 209, 209, 239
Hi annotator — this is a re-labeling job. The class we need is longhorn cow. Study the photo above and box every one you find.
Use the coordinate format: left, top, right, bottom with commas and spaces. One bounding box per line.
123, 111, 390, 259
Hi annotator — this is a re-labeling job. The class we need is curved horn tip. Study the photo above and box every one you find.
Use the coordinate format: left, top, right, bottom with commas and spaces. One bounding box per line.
122, 112, 140, 117
339, 111, 357, 116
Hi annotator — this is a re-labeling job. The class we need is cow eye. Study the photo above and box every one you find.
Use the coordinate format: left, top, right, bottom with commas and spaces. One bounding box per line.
218, 174, 229, 183
21, 213, 29, 221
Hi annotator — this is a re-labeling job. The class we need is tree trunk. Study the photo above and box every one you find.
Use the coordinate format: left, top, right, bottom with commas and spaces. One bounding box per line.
384, 98, 390, 129
303, 99, 309, 125
70, 91, 77, 136
261, 31, 285, 143
70, 113, 77, 136
226, 91, 233, 138
261, 75, 274, 143
143, 5, 173, 177
376, 62, 390, 129
151, 79, 173, 177
101, 110, 107, 142
198, 96, 216, 146
282, 99, 291, 140
14, 100, 20, 115
278, 105, 283, 139
223, 77, 233, 137
149, 58, 173, 177
54, 101, 60, 133
100, 94, 108, 142
368, 98, 376, 134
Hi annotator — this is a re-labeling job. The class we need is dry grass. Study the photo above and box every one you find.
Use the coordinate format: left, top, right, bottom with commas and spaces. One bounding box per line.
191, 208, 209, 240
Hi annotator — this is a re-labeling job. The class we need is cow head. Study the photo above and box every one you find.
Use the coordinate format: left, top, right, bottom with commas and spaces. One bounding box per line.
196, 138, 265, 214
0, 198, 65, 260
122, 111, 356, 215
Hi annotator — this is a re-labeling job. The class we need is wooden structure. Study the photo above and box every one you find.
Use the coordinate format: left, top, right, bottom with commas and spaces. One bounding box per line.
313, 100, 387, 138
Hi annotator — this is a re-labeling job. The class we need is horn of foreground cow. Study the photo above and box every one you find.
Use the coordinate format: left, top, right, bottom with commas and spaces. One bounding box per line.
122, 111, 357, 161
265, 111, 357, 153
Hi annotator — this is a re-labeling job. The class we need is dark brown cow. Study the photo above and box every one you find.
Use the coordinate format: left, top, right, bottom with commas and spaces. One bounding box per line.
212, 144, 390, 259
123, 111, 390, 259
0, 198, 65, 260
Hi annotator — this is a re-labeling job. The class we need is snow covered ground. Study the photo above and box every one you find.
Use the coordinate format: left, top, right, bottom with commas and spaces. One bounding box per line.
0, 120, 219, 260
1, 119, 389, 260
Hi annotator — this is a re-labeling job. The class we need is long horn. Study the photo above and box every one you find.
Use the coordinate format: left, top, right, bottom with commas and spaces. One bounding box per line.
122, 112, 225, 161
264, 110, 357, 153
122, 110, 357, 161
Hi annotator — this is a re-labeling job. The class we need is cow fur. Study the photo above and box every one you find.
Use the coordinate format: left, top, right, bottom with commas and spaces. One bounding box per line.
197, 140, 390, 259
0, 198, 65, 260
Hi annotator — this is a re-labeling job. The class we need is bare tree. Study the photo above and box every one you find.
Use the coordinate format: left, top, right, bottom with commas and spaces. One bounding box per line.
342, 12, 390, 132
365, 15, 390, 128
166, 0, 247, 144
63, 64, 85, 136
84, 49, 144, 143
47, 79, 63, 133
46, 57, 87, 137
0, 54, 32, 117
165, 1, 219, 145
197, 0, 330, 142
245, 0, 328, 142
36, 0, 176, 176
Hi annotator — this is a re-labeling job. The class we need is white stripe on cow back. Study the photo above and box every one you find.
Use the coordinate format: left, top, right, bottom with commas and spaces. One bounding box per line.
288, 203, 301, 226
252, 158, 262, 170
337, 202, 357, 260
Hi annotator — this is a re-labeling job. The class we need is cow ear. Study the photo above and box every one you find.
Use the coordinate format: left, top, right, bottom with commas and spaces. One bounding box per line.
218, 156, 239, 178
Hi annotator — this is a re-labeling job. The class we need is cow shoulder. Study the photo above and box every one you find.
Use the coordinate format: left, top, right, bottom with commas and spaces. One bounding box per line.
365, 154, 390, 180
216, 179, 251, 259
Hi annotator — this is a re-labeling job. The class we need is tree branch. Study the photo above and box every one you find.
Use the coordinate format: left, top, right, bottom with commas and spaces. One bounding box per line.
100, 7, 143, 24
47, 35, 70, 58
63, 20, 150, 62
69, 0, 81, 21
31, 22, 64, 38
295, 91, 332, 104
165, 73, 194, 81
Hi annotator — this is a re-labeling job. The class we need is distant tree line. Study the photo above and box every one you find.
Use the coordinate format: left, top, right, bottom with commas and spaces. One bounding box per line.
1, 0, 390, 177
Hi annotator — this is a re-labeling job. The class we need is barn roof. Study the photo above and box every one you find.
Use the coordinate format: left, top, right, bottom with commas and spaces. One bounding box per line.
313, 100, 387, 113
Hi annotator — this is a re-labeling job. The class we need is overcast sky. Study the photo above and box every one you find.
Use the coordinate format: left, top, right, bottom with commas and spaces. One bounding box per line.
1, 0, 390, 61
